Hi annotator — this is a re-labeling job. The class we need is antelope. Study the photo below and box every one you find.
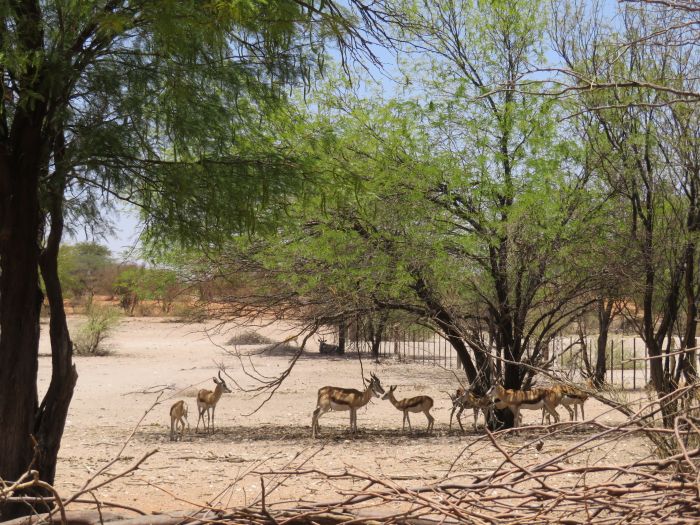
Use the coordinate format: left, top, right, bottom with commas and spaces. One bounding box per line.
383, 385, 434, 433
543, 384, 589, 423
169, 400, 190, 441
311, 372, 384, 438
449, 388, 494, 431
450, 388, 506, 431
196, 371, 232, 434
487, 384, 560, 427
318, 337, 342, 355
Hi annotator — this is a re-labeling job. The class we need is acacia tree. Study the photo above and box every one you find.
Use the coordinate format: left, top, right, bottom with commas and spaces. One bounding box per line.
189, 1, 611, 431
0, 1, 387, 518
386, 0, 610, 411
552, 1, 700, 421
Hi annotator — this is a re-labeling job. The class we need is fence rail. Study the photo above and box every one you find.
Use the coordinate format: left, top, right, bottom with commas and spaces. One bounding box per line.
338, 333, 677, 390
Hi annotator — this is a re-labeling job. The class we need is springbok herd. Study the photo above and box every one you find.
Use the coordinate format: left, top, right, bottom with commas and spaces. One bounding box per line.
168, 370, 590, 441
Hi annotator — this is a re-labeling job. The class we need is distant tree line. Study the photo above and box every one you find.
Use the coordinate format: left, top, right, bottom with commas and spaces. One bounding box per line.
57, 242, 246, 316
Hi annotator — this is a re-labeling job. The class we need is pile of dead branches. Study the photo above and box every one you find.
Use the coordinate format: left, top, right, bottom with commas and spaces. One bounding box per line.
4, 414, 700, 525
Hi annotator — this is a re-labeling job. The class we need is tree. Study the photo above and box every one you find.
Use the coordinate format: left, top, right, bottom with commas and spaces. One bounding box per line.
385, 0, 608, 420
57, 243, 113, 300
183, 0, 612, 431
0, 1, 387, 518
191, 56, 603, 429
114, 266, 181, 314
552, 0, 700, 423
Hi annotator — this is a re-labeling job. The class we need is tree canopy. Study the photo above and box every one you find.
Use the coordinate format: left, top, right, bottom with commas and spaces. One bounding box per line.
0, 0, 390, 519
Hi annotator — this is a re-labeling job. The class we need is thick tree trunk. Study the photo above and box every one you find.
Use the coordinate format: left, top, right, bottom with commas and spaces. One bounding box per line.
369, 312, 388, 360
0, 137, 44, 520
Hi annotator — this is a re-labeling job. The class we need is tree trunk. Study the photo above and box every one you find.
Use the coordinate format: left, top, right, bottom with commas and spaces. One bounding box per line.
681, 233, 698, 382
337, 320, 346, 354
34, 135, 78, 495
369, 312, 388, 360
409, 272, 480, 386
0, 132, 45, 520
595, 298, 614, 388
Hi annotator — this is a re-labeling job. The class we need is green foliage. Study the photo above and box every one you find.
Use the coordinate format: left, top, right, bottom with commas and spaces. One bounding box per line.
73, 303, 121, 356
1, 0, 364, 255
113, 266, 182, 314
114, 267, 146, 315
57, 243, 114, 300
169, 0, 614, 392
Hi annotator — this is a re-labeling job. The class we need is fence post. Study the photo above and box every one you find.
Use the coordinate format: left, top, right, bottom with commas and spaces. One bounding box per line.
632, 338, 636, 390
609, 340, 614, 384
621, 340, 625, 389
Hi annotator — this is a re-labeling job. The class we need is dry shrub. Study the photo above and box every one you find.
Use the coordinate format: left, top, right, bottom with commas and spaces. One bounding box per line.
227, 331, 273, 345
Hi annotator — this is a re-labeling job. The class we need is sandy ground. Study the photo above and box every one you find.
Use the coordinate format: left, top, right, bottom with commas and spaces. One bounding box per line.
38, 317, 653, 514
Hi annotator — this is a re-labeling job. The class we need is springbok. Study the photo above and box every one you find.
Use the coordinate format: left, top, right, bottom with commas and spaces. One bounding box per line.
311, 372, 384, 438
449, 388, 491, 431
169, 400, 190, 441
318, 337, 343, 355
541, 384, 589, 423
487, 384, 560, 428
196, 371, 232, 434
383, 385, 434, 432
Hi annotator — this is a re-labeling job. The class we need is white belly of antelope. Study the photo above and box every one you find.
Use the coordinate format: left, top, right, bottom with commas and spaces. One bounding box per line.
518, 399, 546, 410
330, 401, 353, 411
560, 395, 581, 406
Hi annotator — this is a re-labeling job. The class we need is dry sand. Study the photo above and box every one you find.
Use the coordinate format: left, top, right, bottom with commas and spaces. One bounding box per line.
38, 316, 652, 514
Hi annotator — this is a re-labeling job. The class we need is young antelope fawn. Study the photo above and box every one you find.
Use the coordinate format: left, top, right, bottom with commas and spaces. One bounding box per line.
169, 400, 190, 441
383, 385, 434, 433
449, 388, 491, 431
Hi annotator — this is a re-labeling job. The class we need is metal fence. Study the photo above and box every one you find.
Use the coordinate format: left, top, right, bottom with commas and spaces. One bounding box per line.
340, 332, 673, 390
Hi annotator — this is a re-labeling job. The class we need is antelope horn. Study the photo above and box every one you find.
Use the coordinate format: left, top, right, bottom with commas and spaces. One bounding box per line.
218, 370, 224, 381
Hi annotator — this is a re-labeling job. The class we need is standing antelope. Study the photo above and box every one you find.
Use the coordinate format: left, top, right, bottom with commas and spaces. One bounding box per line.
196, 371, 232, 434
311, 372, 384, 438
487, 384, 560, 427
541, 384, 588, 423
169, 400, 190, 441
383, 385, 434, 432
449, 388, 492, 431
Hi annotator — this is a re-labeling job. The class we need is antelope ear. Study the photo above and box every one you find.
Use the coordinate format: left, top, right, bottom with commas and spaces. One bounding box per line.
213, 377, 219, 384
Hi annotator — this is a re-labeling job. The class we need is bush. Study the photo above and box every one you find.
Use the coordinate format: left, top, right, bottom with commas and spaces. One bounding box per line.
73, 303, 121, 355
227, 331, 273, 345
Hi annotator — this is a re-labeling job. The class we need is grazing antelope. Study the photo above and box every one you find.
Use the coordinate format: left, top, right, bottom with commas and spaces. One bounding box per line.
311, 372, 384, 438
169, 400, 190, 441
450, 388, 508, 431
383, 385, 434, 432
543, 384, 589, 423
449, 388, 489, 431
487, 384, 560, 427
196, 371, 232, 434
